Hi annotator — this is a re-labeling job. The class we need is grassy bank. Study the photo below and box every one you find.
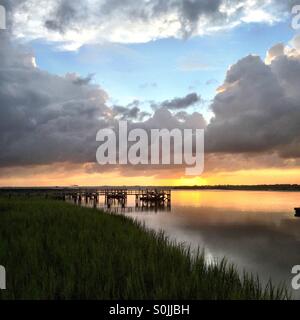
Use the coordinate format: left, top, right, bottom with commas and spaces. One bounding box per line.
0, 197, 289, 300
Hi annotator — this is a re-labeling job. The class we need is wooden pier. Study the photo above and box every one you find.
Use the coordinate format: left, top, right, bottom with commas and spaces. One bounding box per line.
67, 188, 172, 210
0, 187, 171, 210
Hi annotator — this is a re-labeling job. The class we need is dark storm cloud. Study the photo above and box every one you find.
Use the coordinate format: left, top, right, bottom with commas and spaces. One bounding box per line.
99, 0, 223, 36
95, 0, 223, 23
2, 32, 300, 170
141, 107, 206, 130
0, 28, 204, 168
112, 100, 153, 121
206, 50, 300, 158
44, 0, 89, 33
179, 0, 223, 36
2, 1, 300, 172
160, 93, 201, 110
0, 33, 111, 167
112, 100, 151, 121
112, 104, 141, 120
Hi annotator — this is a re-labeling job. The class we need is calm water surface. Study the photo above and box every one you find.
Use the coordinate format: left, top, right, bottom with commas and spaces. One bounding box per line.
124, 190, 300, 298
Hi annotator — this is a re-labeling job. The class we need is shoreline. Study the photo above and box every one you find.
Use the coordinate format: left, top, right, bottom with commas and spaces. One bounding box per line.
1, 184, 300, 193
0, 196, 289, 300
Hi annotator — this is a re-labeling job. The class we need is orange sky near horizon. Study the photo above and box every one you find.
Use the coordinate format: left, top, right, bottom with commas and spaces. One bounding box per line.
1, 164, 300, 187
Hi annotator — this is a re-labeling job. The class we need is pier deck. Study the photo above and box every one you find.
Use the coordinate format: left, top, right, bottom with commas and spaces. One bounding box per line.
0, 187, 172, 209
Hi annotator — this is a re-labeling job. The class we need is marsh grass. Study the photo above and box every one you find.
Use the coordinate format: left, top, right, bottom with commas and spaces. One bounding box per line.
0, 196, 289, 300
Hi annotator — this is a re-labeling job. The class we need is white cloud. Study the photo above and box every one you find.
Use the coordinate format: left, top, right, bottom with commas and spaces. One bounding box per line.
6, 0, 293, 50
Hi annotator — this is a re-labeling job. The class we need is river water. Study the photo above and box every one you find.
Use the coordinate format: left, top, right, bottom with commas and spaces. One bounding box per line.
79, 189, 300, 298
124, 190, 300, 298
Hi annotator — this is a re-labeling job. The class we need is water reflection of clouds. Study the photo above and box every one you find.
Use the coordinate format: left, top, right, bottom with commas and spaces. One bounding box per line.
129, 194, 300, 299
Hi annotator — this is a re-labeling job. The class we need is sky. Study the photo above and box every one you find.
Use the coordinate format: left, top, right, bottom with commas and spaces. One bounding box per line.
1, 0, 300, 186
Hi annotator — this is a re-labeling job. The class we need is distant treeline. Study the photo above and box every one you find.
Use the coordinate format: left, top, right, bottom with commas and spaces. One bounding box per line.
172, 184, 300, 191
1, 184, 300, 193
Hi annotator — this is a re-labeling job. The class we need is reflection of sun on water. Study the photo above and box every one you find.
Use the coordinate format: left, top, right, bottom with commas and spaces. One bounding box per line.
172, 190, 300, 213
127, 189, 300, 298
